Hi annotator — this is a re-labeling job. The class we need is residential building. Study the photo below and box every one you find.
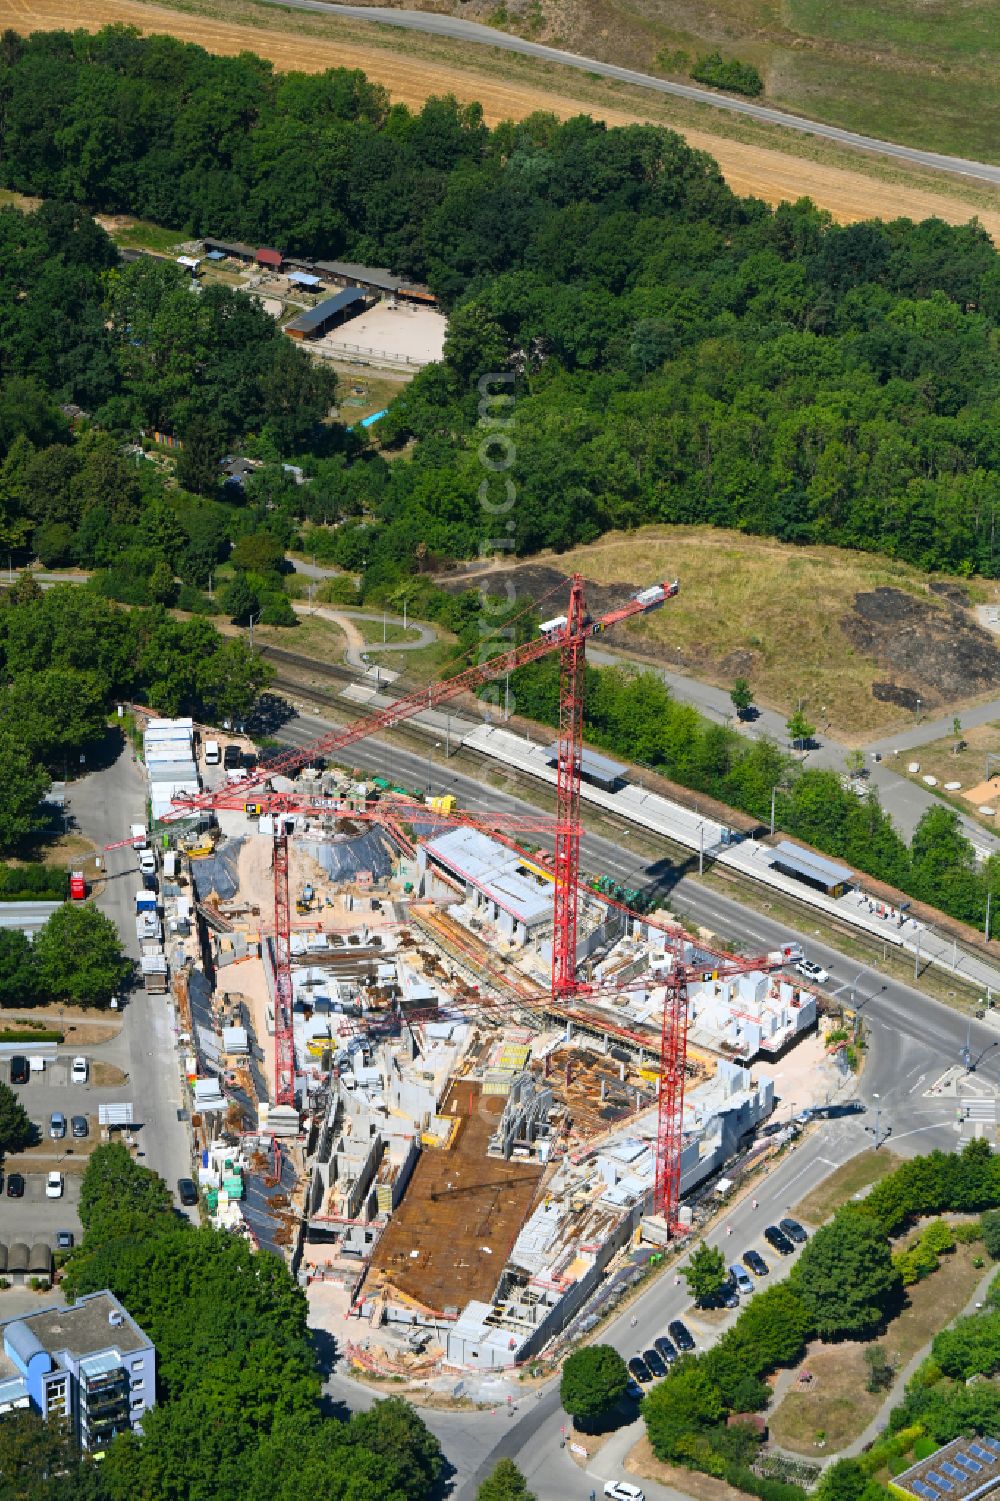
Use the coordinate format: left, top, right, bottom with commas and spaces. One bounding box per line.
0, 1292, 155, 1451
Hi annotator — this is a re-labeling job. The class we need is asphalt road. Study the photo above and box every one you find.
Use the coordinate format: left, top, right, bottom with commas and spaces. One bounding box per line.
67, 745, 194, 1200
275, 711, 1000, 1116
265, 0, 1000, 186
588, 644, 1000, 858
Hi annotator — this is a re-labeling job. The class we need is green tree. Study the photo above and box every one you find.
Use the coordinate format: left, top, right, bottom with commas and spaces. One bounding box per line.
32, 902, 129, 1007
175, 415, 223, 497
981, 1210, 1000, 1259
343, 1399, 442, 1500
148, 558, 178, 606
792, 1212, 901, 1338
0, 730, 50, 852
231, 532, 285, 576
845, 748, 865, 778
477, 1458, 536, 1501
198, 638, 272, 725
786, 708, 815, 749
683, 1241, 728, 1305
221, 573, 261, 625
816, 1458, 887, 1501
560, 1344, 630, 1423
0, 928, 38, 1007
0, 1079, 34, 1154
74, 1142, 174, 1249
0, 1411, 93, 1501
643, 1360, 724, 1460
729, 677, 753, 718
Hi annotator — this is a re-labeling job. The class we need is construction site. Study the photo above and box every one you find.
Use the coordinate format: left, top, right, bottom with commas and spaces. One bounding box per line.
127, 574, 836, 1373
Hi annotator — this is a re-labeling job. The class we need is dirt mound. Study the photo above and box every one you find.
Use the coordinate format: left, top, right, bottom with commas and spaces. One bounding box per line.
435, 562, 635, 619
843, 588, 1000, 707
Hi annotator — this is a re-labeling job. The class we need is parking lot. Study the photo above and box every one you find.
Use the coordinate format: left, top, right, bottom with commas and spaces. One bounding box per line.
3, 1050, 133, 1251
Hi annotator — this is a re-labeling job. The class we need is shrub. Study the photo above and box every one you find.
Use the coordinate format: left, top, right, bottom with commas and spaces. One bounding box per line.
690, 51, 764, 96
981, 1209, 1000, 1258
921, 1220, 955, 1255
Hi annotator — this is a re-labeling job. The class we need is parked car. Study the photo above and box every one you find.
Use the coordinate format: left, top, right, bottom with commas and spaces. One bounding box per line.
223, 744, 242, 770
653, 1335, 678, 1364
45, 1171, 64, 1199
780, 1217, 809, 1244
795, 958, 830, 985
730, 1263, 754, 1295
604, 1485, 645, 1501
628, 1356, 652, 1384
6, 1172, 24, 1198
55, 1230, 75, 1250
625, 1380, 644, 1403
10, 1055, 29, 1085
764, 1225, 795, 1255
71, 1115, 88, 1139
743, 1249, 769, 1277
49, 1111, 66, 1140
177, 1178, 199, 1207
643, 1348, 667, 1379
71, 1056, 88, 1084
667, 1319, 695, 1352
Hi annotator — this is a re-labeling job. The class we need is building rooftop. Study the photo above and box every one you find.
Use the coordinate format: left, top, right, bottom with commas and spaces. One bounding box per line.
425, 826, 552, 925
285, 288, 366, 335
768, 840, 854, 889
543, 744, 628, 788
893, 1437, 1000, 1501
314, 260, 404, 291
4, 1292, 149, 1360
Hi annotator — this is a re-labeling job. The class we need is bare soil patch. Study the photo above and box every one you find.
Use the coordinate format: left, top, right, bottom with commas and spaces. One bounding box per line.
843, 588, 1000, 709
1, 0, 996, 238
89, 1061, 128, 1088
0, 1009, 122, 1047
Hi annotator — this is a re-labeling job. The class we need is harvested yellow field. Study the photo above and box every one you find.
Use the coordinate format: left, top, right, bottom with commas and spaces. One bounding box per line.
3, 0, 997, 237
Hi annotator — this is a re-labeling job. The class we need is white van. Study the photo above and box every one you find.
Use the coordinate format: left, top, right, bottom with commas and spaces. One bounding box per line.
204, 739, 221, 766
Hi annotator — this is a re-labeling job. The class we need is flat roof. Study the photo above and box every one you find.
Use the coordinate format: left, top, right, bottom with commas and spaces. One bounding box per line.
769, 840, 854, 888
543, 743, 628, 787
285, 288, 366, 334
425, 826, 552, 925
4, 1292, 149, 1359
895, 1437, 1000, 1501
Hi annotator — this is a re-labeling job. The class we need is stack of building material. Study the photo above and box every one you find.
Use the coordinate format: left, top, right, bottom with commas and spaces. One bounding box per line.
144, 718, 198, 821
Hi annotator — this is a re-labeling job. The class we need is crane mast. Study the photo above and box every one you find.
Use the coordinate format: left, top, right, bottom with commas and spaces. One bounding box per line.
152, 574, 701, 1214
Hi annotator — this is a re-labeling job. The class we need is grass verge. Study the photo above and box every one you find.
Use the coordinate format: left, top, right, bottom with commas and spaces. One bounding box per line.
767, 1241, 988, 1454
794, 1148, 902, 1224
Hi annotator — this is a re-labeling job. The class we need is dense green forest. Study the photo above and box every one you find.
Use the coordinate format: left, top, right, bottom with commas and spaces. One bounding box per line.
0, 580, 270, 852
0, 26, 997, 588
0, 1144, 443, 1501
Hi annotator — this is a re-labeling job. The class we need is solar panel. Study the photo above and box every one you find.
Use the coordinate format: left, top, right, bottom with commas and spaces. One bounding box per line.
984, 1440, 1000, 1455
912, 1482, 940, 1499
956, 1456, 982, 1474
940, 1464, 965, 1479
969, 1446, 994, 1464
927, 1473, 953, 1492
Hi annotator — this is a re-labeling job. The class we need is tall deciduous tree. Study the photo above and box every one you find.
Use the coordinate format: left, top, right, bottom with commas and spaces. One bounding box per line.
32, 902, 129, 1007
477, 1458, 536, 1501
560, 1344, 630, 1423
682, 1241, 728, 1304
792, 1212, 901, 1338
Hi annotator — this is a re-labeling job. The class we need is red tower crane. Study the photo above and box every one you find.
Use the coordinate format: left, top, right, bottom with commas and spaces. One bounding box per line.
159, 574, 677, 1110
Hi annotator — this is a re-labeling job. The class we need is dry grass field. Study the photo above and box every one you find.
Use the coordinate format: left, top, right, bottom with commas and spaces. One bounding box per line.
453, 528, 1000, 738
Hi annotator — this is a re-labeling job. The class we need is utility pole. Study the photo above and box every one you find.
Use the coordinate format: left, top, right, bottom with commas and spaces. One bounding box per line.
770, 785, 777, 837
986, 889, 992, 944
382, 608, 387, 644
699, 823, 704, 877
446, 714, 451, 760
914, 928, 921, 981
403, 598, 407, 632
248, 611, 261, 656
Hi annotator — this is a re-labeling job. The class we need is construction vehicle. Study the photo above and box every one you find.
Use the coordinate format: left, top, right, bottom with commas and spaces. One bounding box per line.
295, 883, 316, 916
